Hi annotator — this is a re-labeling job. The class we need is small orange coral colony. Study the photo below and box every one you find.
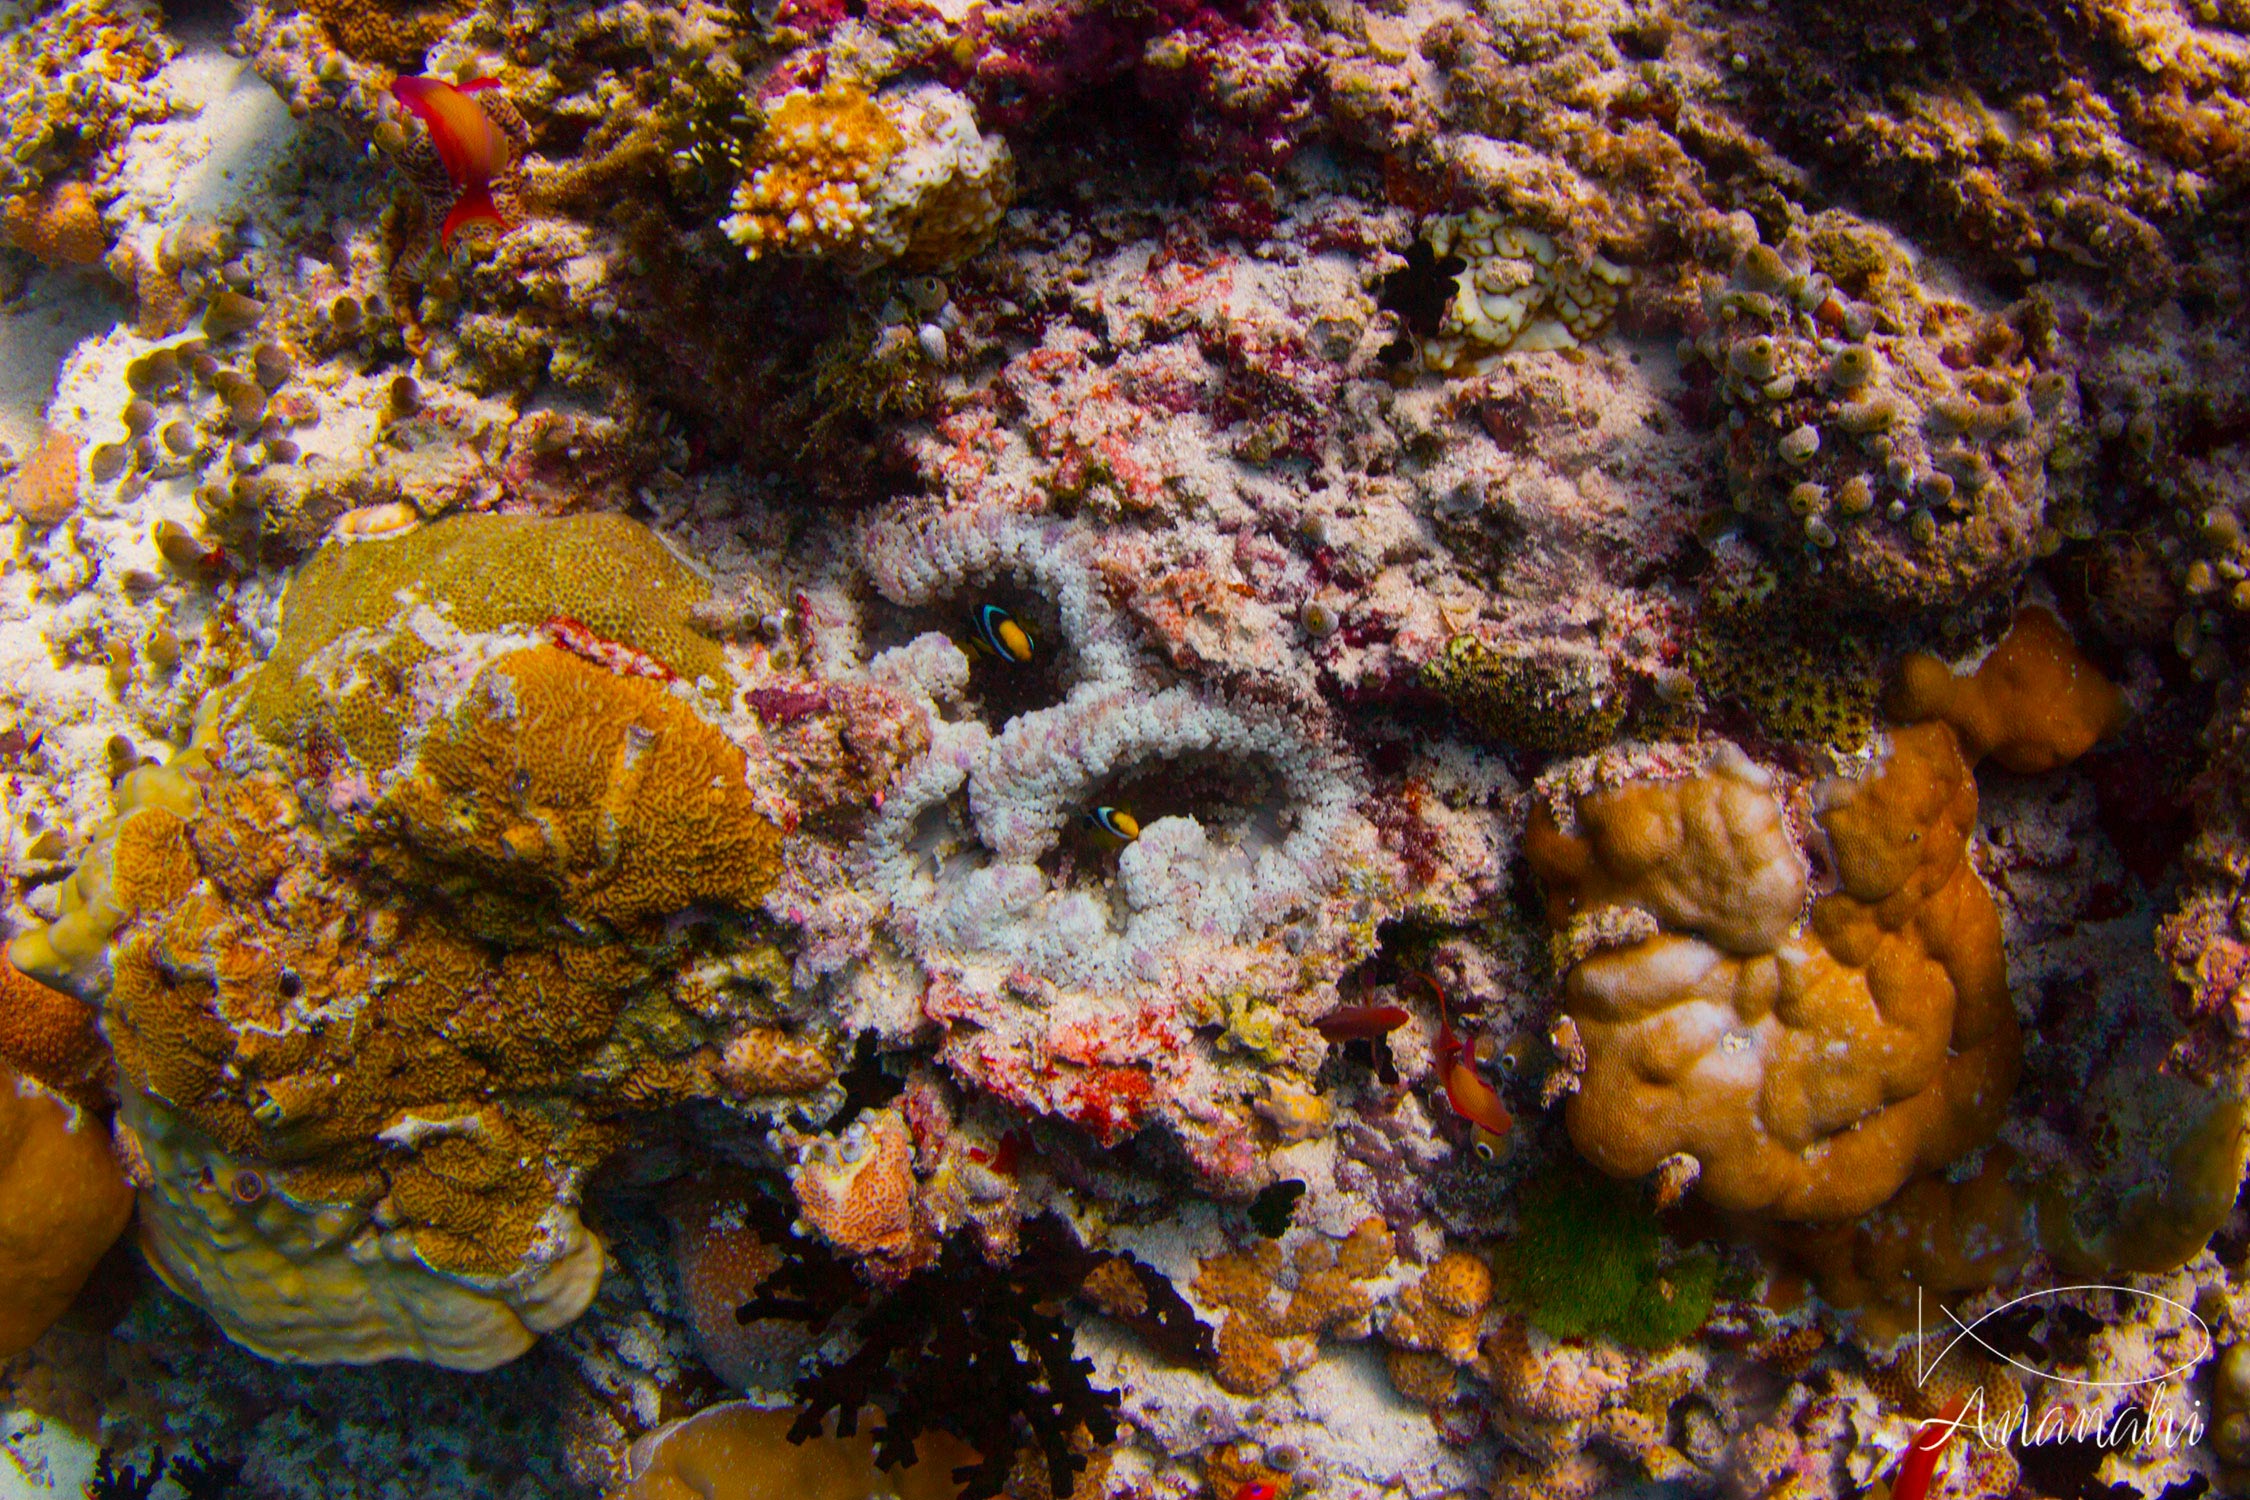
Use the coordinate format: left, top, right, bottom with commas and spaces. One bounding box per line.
2, 180, 106, 266
0, 961, 113, 1111
613, 1403, 974, 1500
0, 1062, 135, 1358
1887, 605, 2129, 774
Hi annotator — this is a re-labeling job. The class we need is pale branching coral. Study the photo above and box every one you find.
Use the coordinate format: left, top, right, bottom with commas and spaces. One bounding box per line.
724, 82, 1012, 273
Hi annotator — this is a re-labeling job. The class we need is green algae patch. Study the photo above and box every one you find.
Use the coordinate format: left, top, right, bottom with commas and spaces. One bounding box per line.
241, 513, 725, 761
1499, 1163, 1717, 1350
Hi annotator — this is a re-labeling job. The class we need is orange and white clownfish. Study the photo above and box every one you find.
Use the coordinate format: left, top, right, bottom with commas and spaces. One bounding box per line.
1080, 805, 1140, 847
389, 75, 513, 248
969, 602, 1035, 664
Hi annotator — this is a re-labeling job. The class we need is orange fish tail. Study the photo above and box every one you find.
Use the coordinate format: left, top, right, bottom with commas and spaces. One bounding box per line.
439, 186, 509, 248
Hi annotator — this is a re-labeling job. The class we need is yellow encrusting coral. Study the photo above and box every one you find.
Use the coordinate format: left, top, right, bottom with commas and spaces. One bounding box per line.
612, 1402, 976, 1500
241, 511, 729, 760
1192, 1219, 1393, 1396
127, 1090, 601, 1369
3, 179, 106, 265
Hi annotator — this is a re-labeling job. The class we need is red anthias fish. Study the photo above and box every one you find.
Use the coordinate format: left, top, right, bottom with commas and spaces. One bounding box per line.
389, 75, 514, 247
1885, 1397, 1968, 1500
1411, 970, 1514, 1152
1313, 1003, 1409, 1042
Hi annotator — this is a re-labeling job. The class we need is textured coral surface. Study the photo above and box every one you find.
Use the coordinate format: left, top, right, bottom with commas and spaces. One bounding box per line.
3, 0, 2250, 1496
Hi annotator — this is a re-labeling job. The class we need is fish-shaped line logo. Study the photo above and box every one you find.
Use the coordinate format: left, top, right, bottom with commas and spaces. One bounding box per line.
390, 75, 515, 248
1919, 1283, 2212, 1390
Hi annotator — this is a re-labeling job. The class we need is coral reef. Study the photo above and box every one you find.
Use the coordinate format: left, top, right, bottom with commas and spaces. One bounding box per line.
6, 0, 2250, 1493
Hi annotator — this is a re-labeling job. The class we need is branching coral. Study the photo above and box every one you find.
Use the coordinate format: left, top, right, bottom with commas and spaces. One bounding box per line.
735, 1212, 1141, 1500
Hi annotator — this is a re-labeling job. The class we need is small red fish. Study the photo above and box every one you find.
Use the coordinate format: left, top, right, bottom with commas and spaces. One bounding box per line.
1235, 1485, 1278, 1500
1887, 1397, 1967, 1500
389, 75, 514, 247
1412, 970, 1514, 1150
1314, 1003, 1410, 1042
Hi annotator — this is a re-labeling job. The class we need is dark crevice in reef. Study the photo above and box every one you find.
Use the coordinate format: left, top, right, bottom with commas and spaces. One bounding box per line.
868, 583, 1075, 726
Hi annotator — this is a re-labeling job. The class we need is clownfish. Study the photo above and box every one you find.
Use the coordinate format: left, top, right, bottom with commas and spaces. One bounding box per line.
389, 75, 514, 248
1081, 805, 1140, 846
969, 602, 1035, 664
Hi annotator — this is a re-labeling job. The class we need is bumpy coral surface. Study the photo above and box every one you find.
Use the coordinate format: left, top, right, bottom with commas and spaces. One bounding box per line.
0, 1063, 132, 1359
7, 0, 2250, 1494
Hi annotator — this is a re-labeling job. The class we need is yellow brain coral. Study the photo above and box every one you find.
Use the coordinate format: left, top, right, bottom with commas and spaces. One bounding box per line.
0, 1063, 134, 1359
242, 510, 728, 760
